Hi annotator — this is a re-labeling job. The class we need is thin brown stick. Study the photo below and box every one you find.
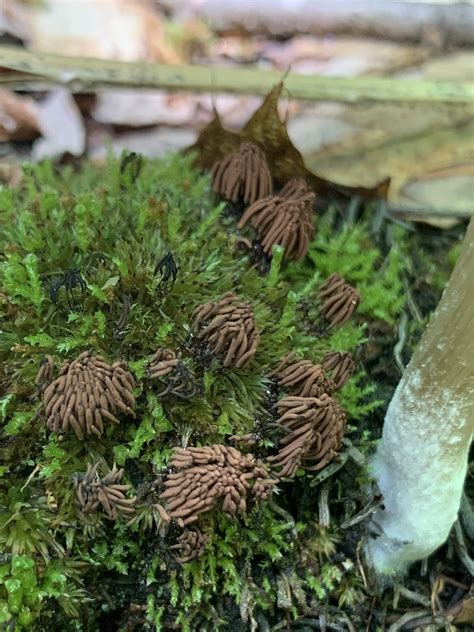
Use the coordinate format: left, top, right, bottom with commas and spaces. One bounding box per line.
1, 46, 473, 105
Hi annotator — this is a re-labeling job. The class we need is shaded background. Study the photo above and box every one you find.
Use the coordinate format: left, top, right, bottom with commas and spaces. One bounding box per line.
1, 0, 473, 226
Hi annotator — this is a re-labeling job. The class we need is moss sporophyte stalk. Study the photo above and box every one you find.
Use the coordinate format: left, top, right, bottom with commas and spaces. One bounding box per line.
0, 148, 410, 630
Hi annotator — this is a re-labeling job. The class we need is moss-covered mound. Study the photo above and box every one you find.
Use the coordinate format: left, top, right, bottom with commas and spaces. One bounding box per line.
0, 153, 422, 631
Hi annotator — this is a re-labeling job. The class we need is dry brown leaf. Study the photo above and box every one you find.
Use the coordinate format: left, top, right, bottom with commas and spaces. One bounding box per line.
302, 106, 473, 221
188, 81, 388, 203
32, 88, 86, 161
188, 109, 241, 163
400, 165, 474, 216
298, 102, 472, 164
0, 89, 39, 141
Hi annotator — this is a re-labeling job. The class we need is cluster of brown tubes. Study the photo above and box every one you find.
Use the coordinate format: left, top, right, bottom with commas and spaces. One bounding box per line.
268, 394, 346, 478
35, 355, 55, 389
270, 351, 355, 397
33, 296, 357, 541
211, 141, 273, 205
148, 347, 197, 400
170, 529, 209, 563
269, 352, 335, 398
322, 351, 356, 390
158, 445, 275, 527
193, 292, 260, 368
211, 140, 316, 261
32, 252, 360, 560
39, 351, 135, 440
266, 351, 355, 477
238, 191, 315, 261
280, 177, 311, 200
318, 273, 361, 329
74, 463, 136, 520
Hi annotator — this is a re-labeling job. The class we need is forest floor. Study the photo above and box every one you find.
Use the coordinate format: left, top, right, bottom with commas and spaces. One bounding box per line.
0, 1, 473, 631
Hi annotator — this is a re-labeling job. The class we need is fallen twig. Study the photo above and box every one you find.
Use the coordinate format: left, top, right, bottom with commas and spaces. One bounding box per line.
1, 46, 473, 105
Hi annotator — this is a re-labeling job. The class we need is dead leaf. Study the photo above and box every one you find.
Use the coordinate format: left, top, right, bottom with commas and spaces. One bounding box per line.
400, 165, 474, 216
188, 81, 388, 203
32, 88, 86, 161
303, 109, 473, 220
188, 110, 240, 164
299, 102, 472, 165
0, 89, 39, 141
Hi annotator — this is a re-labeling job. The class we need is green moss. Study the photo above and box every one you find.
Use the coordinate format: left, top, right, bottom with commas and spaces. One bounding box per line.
0, 152, 415, 630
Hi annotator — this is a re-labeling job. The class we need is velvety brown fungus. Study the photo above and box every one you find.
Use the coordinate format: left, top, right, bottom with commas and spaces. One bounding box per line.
35, 355, 54, 390
280, 177, 311, 199
321, 351, 356, 390
269, 353, 335, 397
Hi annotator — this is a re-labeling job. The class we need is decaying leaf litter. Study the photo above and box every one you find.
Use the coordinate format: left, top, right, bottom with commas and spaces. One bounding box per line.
1, 0, 472, 220
0, 2, 472, 630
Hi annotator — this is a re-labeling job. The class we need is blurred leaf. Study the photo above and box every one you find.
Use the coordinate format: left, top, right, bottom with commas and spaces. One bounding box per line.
188, 82, 389, 203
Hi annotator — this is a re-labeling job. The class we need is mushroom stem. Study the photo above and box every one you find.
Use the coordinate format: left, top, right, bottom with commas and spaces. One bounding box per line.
365, 218, 474, 575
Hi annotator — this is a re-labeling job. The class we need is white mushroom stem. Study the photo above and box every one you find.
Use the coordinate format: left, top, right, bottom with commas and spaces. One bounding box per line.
365, 217, 474, 575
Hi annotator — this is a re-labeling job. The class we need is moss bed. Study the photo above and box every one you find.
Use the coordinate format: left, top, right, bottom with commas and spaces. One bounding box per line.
0, 153, 468, 631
